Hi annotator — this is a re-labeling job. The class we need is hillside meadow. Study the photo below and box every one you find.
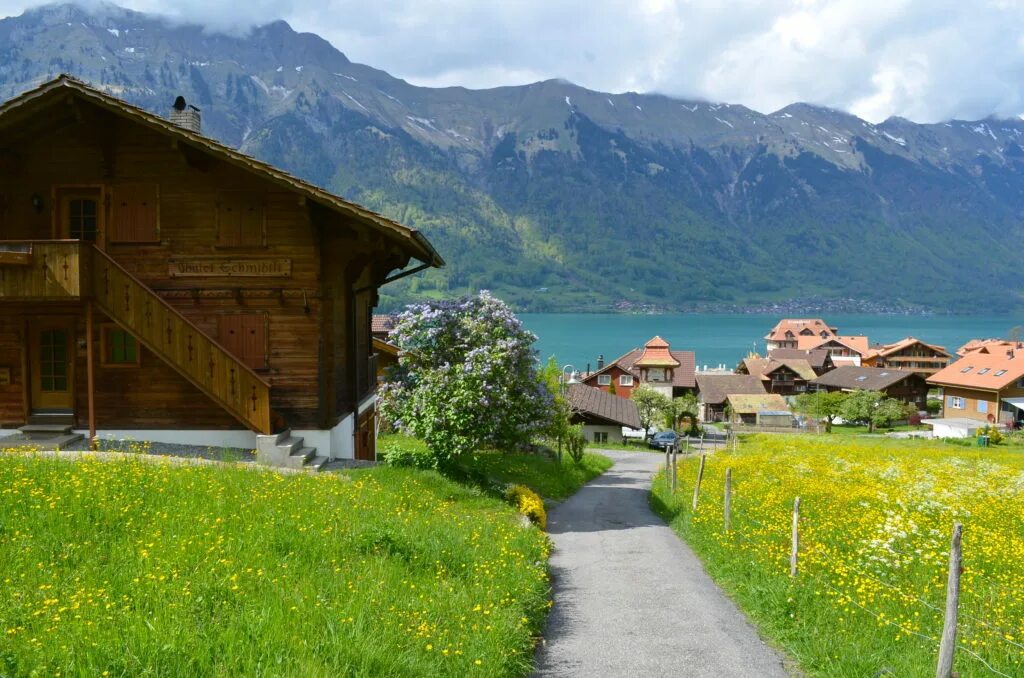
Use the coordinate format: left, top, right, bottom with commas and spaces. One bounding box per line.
652, 435, 1024, 677
0, 452, 555, 676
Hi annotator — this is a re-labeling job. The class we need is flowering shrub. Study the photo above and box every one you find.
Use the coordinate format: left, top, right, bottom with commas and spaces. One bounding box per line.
380, 292, 554, 467
505, 484, 546, 529
378, 437, 436, 469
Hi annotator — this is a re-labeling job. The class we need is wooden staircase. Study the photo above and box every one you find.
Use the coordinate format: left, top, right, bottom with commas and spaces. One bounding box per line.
90, 246, 272, 435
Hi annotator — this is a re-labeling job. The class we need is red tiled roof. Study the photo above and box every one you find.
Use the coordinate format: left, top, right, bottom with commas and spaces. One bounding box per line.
583, 339, 696, 388
372, 314, 398, 336
764, 318, 836, 342
928, 349, 1024, 391
634, 335, 681, 367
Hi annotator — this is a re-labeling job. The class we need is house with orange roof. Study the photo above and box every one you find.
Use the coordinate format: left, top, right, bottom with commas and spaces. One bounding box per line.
796, 335, 870, 363
926, 346, 1024, 434
581, 336, 696, 399
764, 318, 837, 350
956, 338, 1020, 358
862, 337, 951, 377
736, 354, 818, 396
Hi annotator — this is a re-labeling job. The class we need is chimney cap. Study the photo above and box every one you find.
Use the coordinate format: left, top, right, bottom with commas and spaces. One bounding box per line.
173, 95, 187, 111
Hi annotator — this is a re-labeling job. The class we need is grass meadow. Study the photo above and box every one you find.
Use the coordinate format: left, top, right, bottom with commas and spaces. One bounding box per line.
651, 435, 1024, 677
0, 452, 553, 676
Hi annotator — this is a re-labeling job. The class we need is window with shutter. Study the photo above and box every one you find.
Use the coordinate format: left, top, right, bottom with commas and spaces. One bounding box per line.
110, 183, 159, 243
216, 193, 265, 247
218, 314, 268, 370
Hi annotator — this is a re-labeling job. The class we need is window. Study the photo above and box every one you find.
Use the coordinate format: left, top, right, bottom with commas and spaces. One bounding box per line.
68, 198, 98, 242
647, 368, 664, 382
960, 366, 973, 373
597, 374, 611, 386
619, 375, 634, 387
110, 183, 160, 243
216, 193, 266, 247
949, 396, 965, 410
101, 326, 140, 367
995, 370, 1007, 377
977, 368, 990, 375
218, 314, 268, 369
978, 400, 988, 413
593, 431, 608, 443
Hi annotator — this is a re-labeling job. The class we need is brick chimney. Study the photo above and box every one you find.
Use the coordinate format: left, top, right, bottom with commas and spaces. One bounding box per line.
169, 96, 201, 134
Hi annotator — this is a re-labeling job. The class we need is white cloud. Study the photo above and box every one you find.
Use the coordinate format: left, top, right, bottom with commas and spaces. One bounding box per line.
2, 0, 1024, 122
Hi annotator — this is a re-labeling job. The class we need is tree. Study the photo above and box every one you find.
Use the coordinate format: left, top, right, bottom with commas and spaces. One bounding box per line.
794, 391, 848, 433
379, 292, 554, 467
632, 384, 671, 437
668, 394, 700, 434
608, 379, 617, 395
839, 390, 904, 433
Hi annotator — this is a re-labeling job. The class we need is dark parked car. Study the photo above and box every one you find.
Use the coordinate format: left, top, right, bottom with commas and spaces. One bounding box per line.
648, 430, 679, 450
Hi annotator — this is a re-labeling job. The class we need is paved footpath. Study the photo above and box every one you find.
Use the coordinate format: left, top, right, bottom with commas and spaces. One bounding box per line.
533, 450, 791, 678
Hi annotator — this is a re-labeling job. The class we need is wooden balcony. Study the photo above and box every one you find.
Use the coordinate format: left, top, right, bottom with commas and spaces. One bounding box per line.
0, 241, 90, 300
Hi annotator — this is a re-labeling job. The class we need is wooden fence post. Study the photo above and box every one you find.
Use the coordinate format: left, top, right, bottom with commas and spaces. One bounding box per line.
670, 445, 678, 493
732, 430, 738, 453
692, 454, 706, 510
724, 468, 732, 533
935, 522, 963, 678
790, 496, 800, 577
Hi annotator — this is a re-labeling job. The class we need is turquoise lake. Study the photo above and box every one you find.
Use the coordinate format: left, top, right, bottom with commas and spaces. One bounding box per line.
520, 313, 1024, 372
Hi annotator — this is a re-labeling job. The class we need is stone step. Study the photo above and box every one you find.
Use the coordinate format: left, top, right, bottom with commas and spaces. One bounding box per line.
19, 424, 74, 440
27, 413, 75, 426
276, 436, 304, 456
282, 446, 316, 469
306, 455, 329, 472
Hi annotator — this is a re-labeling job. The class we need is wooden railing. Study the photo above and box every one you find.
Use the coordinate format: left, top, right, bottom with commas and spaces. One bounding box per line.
0, 241, 89, 299
90, 247, 272, 434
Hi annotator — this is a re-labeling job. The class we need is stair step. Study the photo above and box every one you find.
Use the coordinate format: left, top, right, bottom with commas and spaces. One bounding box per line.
27, 413, 75, 426
276, 436, 304, 455
306, 455, 329, 472
282, 446, 316, 469
19, 424, 74, 440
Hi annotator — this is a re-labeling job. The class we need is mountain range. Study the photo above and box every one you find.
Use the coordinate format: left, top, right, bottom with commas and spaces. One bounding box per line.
2, 3, 1023, 313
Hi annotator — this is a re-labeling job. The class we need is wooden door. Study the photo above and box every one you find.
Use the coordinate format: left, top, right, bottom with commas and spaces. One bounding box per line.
355, 408, 376, 461
29, 319, 75, 411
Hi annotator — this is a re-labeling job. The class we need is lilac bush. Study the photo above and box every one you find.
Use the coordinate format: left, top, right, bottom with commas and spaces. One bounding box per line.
379, 292, 554, 466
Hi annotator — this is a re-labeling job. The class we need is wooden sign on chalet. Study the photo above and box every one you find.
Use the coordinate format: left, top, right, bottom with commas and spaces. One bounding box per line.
169, 258, 292, 278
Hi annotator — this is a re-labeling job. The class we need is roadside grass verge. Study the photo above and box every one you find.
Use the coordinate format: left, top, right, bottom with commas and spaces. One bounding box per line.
0, 453, 550, 676
651, 435, 1024, 677
380, 434, 612, 502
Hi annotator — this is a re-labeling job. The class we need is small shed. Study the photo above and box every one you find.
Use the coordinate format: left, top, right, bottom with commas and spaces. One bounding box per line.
726, 393, 792, 426
566, 384, 643, 444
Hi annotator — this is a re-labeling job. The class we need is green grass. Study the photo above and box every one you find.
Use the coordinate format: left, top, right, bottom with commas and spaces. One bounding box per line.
828, 423, 918, 435
651, 435, 1024, 676
0, 453, 551, 676
379, 434, 612, 502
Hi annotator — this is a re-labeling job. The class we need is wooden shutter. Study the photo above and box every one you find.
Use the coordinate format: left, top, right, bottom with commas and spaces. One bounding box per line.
110, 184, 159, 243
217, 193, 265, 247
218, 314, 267, 369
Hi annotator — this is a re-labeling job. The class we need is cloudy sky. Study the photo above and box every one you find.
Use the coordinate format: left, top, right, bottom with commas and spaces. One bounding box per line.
3, 0, 1024, 123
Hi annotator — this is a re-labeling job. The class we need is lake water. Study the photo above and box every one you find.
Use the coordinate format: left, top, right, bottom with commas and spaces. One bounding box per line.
520, 313, 1024, 372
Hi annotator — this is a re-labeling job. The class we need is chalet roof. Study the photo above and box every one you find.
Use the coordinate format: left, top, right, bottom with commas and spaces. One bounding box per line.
694, 374, 766, 405
957, 338, 1020, 357
567, 384, 643, 429
928, 349, 1024, 391
584, 341, 696, 388
764, 318, 836, 342
0, 75, 444, 268
864, 336, 950, 360
812, 366, 919, 391
372, 337, 400, 358
372, 314, 398, 336
763, 358, 818, 382
726, 393, 790, 414
767, 348, 831, 369
634, 336, 681, 368
797, 334, 870, 356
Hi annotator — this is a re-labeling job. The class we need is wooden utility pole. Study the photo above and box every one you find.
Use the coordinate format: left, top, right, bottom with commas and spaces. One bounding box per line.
935, 522, 963, 678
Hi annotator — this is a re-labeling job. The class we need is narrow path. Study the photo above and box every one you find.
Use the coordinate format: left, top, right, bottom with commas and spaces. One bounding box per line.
533, 450, 790, 677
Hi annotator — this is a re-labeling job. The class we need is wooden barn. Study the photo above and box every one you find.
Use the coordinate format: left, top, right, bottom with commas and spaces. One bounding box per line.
0, 76, 443, 466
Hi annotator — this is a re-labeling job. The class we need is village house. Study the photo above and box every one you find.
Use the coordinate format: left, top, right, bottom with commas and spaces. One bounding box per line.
926, 346, 1024, 436
371, 313, 398, 341
0, 76, 443, 466
566, 383, 642, 444
737, 355, 817, 396
956, 338, 1019, 357
766, 348, 834, 376
694, 373, 766, 422
726, 393, 792, 427
582, 336, 696, 399
811, 366, 929, 408
764, 318, 837, 350
862, 336, 951, 377
795, 335, 870, 365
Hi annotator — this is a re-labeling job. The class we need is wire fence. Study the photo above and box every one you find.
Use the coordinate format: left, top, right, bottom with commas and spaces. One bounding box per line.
659, 448, 1023, 677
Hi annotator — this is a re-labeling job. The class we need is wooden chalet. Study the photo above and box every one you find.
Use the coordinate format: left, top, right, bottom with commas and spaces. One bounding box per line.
862, 336, 951, 377
0, 76, 443, 466
581, 336, 696, 399
810, 366, 929, 408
